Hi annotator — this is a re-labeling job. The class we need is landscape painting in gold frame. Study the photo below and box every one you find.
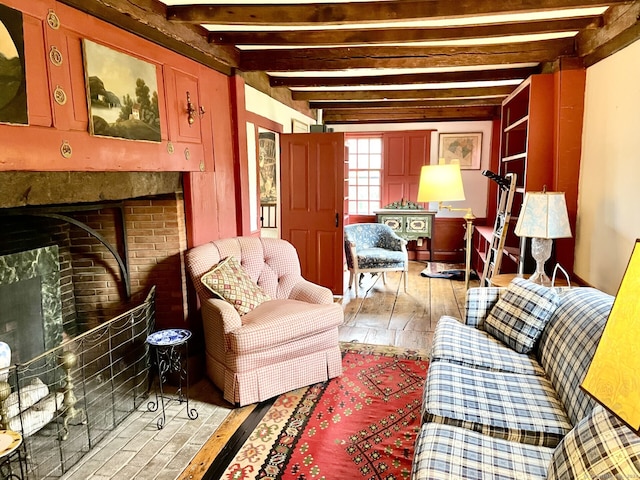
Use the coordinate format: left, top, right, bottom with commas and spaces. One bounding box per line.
82, 39, 161, 142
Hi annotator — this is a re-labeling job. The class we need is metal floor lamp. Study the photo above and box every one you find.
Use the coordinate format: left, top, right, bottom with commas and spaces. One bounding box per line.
417, 163, 475, 289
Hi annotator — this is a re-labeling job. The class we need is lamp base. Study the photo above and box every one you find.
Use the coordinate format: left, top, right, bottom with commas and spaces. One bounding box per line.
529, 237, 553, 286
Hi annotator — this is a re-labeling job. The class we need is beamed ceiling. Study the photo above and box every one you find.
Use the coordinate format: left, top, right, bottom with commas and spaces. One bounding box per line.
61, 0, 640, 125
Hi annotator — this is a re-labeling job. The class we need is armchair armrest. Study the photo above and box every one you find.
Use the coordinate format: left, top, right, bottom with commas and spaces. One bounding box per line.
344, 240, 357, 269
464, 287, 503, 328
379, 230, 407, 252
200, 297, 242, 333
289, 279, 334, 304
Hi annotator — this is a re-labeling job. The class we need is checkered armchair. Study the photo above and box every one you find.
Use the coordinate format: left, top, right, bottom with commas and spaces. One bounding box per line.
344, 223, 408, 296
186, 237, 343, 406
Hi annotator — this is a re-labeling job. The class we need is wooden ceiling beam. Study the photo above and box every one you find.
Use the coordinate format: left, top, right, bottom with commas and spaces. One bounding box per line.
576, 0, 640, 65
293, 85, 516, 101
167, 1, 626, 26
211, 17, 601, 46
322, 106, 500, 124
58, 0, 238, 74
241, 39, 576, 71
270, 66, 539, 88
310, 98, 505, 109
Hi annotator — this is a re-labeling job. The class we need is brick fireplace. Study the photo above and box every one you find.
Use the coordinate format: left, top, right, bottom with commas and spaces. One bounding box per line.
0, 171, 196, 362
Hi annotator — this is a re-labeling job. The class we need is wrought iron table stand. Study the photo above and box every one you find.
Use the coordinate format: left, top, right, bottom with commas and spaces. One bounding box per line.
146, 329, 198, 429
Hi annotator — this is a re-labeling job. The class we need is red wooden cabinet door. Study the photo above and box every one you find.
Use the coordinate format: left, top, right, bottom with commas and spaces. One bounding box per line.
280, 132, 345, 295
382, 131, 431, 205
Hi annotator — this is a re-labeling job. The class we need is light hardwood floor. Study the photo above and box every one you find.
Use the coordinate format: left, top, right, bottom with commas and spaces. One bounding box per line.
178, 260, 477, 479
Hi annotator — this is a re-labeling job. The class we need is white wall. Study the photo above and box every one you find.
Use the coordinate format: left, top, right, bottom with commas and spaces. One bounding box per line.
575, 38, 640, 294
333, 121, 494, 218
245, 86, 315, 132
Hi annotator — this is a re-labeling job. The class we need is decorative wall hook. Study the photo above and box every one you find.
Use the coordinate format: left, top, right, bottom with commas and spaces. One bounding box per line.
186, 91, 205, 126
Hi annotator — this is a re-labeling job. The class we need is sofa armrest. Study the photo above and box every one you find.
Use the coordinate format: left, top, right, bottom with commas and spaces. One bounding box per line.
289, 279, 334, 304
464, 286, 503, 328
200, 297, 243, 333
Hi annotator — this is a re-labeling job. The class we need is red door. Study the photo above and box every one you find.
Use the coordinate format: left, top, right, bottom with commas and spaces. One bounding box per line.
281, 132, 345, 295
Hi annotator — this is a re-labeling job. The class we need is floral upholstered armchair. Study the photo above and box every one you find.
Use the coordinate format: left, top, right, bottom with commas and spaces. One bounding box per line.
344, 223, 408, 296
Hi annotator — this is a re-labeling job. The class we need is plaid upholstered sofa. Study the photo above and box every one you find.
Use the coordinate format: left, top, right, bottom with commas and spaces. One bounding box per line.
411, 280, 640, 479
186, 237, 343, 407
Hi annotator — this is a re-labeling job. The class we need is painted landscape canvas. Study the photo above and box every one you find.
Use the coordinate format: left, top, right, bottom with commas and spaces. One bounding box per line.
83, 39, 161, 142
0, 4, 27, 125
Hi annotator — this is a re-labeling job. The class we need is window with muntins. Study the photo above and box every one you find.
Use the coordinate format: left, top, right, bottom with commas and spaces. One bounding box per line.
347, 136, 382, 215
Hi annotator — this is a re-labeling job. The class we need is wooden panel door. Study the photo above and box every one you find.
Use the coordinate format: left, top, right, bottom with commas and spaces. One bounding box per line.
281, 132, 345, 295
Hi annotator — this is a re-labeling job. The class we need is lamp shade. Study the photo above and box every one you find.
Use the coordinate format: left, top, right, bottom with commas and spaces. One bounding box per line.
514, 191, 572, 239
581, 239, 640, 431
417, 164, 465, 203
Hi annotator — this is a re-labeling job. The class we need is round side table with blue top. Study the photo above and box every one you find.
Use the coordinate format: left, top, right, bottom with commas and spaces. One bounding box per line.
146, 328, 198, 429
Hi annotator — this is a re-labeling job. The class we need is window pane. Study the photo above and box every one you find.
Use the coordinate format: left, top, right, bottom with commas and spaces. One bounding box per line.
345, 135, 383, 216
356, 154, 368, 170
369, 154, 382, 169
357, 138, 369, 154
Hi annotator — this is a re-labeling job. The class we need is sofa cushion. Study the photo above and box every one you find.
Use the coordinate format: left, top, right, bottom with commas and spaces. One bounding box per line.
547, 405, 640, 480
484, 277, 559, 354
422, 361, 572, 448
356, 248, 406, 269
412, 423, 554, 480
537, 287, 613, 425
201, 256, 271, 316
226, 299, 343, 355
430, 316, 545, 376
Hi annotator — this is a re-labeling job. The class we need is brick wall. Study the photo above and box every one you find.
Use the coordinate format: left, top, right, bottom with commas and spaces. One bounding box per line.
68, 193, 188, 331
0, 192, 189, 337
125, 195, 189, 331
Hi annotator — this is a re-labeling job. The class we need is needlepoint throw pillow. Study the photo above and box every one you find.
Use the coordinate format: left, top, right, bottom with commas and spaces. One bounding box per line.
484, 277, 559, 354
201, 256, 271, 316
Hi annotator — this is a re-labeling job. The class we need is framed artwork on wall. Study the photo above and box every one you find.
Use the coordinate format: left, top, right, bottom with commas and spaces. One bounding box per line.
291, 118, 308, 133
259, 131, 277, 204
438, 132, 482, 169
82, 39, 161, 142
0, 4, 28, 125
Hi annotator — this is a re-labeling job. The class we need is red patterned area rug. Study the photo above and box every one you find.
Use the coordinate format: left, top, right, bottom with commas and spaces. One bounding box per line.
217, 343, 429, 480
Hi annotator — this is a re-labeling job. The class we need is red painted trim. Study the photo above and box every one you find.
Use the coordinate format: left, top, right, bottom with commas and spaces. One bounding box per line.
230, 75, 250, 236
245, 111, 283, 134
1, 125, 204, 171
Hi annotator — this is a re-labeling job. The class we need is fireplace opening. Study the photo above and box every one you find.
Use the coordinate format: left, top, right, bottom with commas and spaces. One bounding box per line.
0, 193, 191, 366
0, 275, 45, 364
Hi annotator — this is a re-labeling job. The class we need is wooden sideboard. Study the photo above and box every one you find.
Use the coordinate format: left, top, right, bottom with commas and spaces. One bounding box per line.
374, 202, 436, 261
